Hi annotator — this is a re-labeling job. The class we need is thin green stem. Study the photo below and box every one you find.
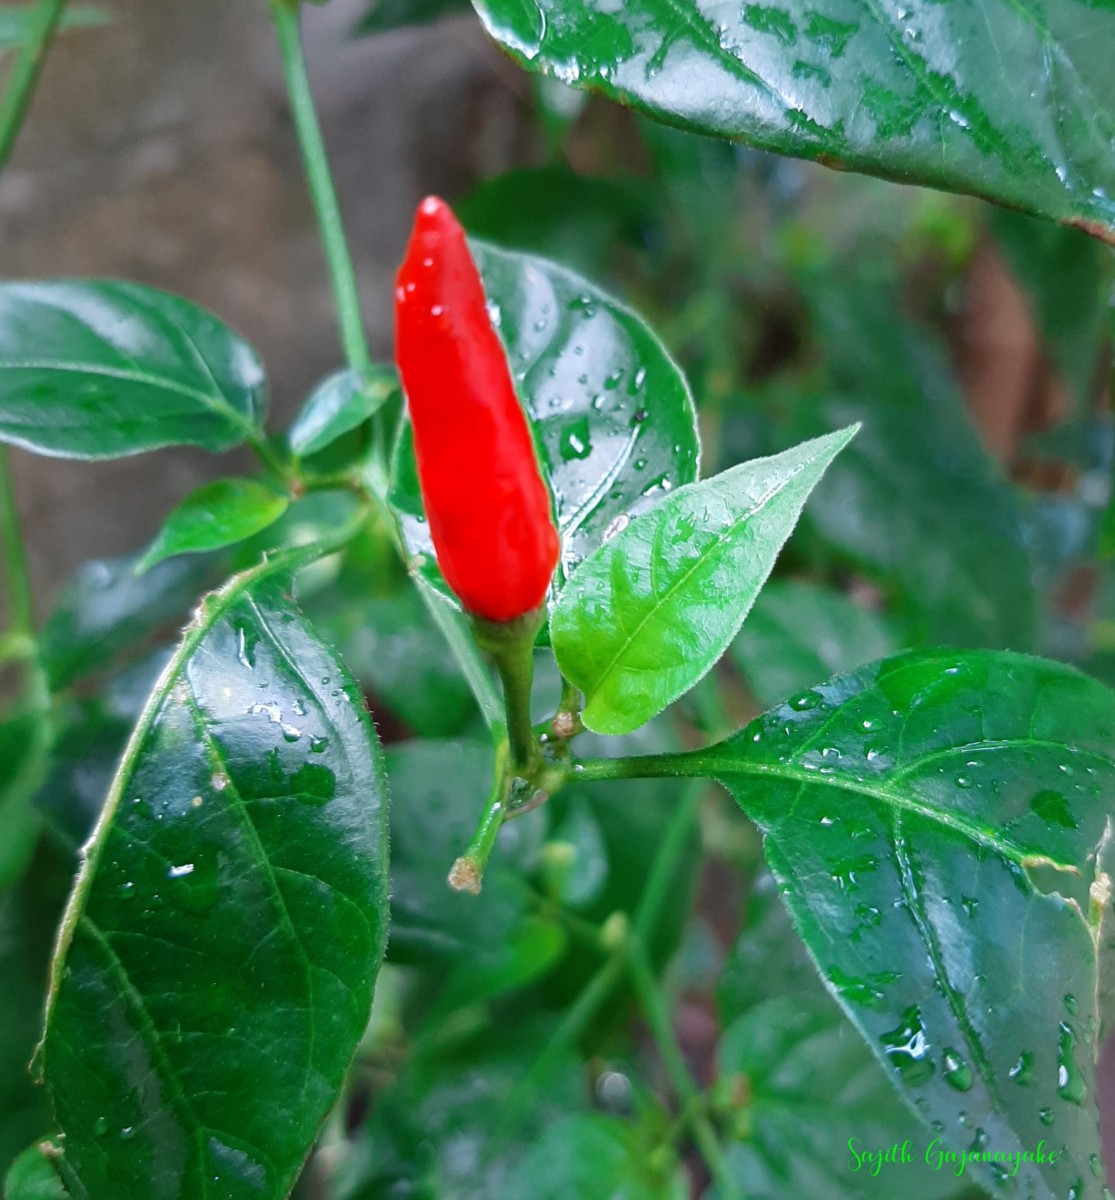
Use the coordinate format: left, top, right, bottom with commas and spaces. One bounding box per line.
449, 741, 510, 893
473, 611, 543, 775
0, 447, 33, 635
632, 779, 704, 944
575, 750, 710, 784
0, 0, 68, 171
627, 940, 741, 1200
267, 0, 373, 385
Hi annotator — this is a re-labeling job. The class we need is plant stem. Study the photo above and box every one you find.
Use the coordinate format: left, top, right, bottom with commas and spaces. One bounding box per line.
632, 779, 703, 943
0, 0, 68, 171
627, 939, 741, 1200
267, 0, 372, 385
574, 750, 714, 784
0, 447, 33, 635
448, 742, 510, 893
472, 611, 543, 775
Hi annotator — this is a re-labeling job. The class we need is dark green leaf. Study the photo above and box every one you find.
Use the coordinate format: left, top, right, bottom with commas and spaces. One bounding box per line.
502, 1114, 687, 1200
0, 713, 46, 887
731, 579, 898, 708
135, 478, 289, 575
0, 282, 267, 459
715, 873, 972, 1200
473, 0, 1115, 243
385, 740, 543, 963
551, 427, 857, 734
0, 6, 107, 51
288, 367, 395, 459
40, 551, 219, 691
40, 548, 390, 1200
351, 0, 470, 35
699, 650, 1115, 1200
4, 1144, 67, 1200
390, 240, 699, 600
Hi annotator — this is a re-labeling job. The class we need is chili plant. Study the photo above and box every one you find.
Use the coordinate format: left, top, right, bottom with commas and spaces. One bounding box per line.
2, 1, 1115, 1199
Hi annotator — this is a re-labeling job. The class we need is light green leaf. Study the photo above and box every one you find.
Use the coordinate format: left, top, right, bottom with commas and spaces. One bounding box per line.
3, 1144, 67, 1200
473, 0, 1115, 243
40, 546, 390, 1200
135, 477, 289, 574
551, 427, 858, 734
0, 282, 267, 460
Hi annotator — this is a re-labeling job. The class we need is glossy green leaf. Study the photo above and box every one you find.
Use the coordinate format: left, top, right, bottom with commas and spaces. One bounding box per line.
696, 650, 1115, 1200
40, 552, 219, 691
473, 0, 1115, 243
552, 427, 857, 734
4, 1144, 67, 1200
135, 478, 289, 575
731, 579, 898, 708
40, 548, 390, 1200
288, 367, 396, 459
389, 240, 699, 600
0, 6, 107, 51
502, 1114, 687, 1200
385, 740, 542, 963
0, 282, 267, 459
715, 873, 971, 1200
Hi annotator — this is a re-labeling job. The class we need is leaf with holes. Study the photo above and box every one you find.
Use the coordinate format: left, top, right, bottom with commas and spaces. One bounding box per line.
473, 0, 1115, 243
688, 650, 1115, 1200
38, 546, 389, 1200
389, 240, 699, 601
551, 427, 857, 734
0, 282, 267, 459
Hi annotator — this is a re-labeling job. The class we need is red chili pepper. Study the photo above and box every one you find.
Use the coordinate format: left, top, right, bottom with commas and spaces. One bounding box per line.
394, 196, 560, 623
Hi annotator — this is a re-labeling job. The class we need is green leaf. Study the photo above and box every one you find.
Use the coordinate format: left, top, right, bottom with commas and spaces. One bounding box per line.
715, 873, 971, 1200
288, 367, 395, 459
698, 650, 1115, 1200
551, 427, 858, 735
991, 209, 1112, 419
472, 0, 1115, 244
502, 1114, 687, 1200
0, 714, 46, 888
0, 5, 107, 51
352, 0, 470, 35
135, 478, 289, 575
389, 240, 699, 600
4, 1144, 67, 1200
351, 1024, 586, 1200
0, 282, 267, 460
40, 552, 219, 691
40, 547, 390, 1200
385, 740, 543, 963
730, 579, 898, 708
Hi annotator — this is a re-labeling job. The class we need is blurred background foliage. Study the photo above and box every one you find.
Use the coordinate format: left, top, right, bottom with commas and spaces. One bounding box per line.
2, 1, 1113, 1197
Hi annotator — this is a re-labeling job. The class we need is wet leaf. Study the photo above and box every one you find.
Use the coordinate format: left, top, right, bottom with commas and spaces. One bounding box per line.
715, 873, 972, 1200
135, 478, 289, 574
551, 427, 857, 734
0, 282, 267, 459
40, 547, 390, 1200
473, 0, 1115, 243
731, 579, 898, 708
698, 649, 1115, 1200
389, 240, 699, 602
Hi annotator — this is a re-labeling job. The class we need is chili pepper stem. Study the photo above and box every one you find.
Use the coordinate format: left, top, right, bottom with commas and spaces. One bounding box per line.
449, 741, 511, 894
472, 609, 544, 777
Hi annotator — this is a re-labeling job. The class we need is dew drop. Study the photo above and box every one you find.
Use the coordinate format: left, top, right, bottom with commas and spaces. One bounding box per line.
880, 1007, 934, 1085
942, 1048, 973, 1091
1057, 1022, 1087, 1105
1008, 1051, 1034, 1085
93, 1116, 109, 1137
168, 863, 195, 879
1039, 1107, 1055, 1126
